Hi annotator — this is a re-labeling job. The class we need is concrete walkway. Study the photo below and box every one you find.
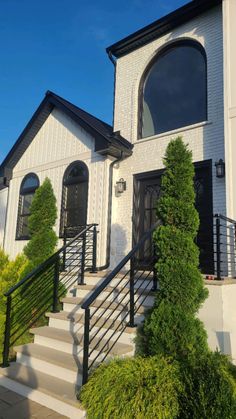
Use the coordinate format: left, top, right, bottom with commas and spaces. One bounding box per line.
0, 386, 68, 418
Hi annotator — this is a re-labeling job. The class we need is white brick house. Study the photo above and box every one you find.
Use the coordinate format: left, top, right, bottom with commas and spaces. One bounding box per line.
1, 0, 234, 275
1, 0, 236, 414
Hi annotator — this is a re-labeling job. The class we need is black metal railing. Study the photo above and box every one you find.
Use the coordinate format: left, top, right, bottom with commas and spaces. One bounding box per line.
213, 214, 236, 280
62, 225, 98, 278
81, 223, 158, 384
2, 223, 98, 368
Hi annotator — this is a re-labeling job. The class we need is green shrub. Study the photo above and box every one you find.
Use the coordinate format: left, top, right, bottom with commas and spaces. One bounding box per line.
0, 248, 29, 364
138, 301, 208, 360
179, 352, 236, 419
80, 356, 182, 419
137, 137, 209, 360
0, 250, 29, 313
24, 177, 57, 268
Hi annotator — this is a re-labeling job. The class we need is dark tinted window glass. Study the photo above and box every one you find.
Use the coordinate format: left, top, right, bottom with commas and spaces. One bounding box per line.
16, 173, 39, 239
60, 162, 88, 235
21, 194, 34, 215
141, 43, 207, 138
21, 175, 39, 191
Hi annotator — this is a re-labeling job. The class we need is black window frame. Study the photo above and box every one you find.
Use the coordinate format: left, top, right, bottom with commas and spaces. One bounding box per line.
138, 39, 208, 140
60, 161, 89, 237
16, 173, 40, 240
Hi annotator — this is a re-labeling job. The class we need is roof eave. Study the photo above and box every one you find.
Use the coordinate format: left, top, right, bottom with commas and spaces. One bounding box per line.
106, 0, 222, 58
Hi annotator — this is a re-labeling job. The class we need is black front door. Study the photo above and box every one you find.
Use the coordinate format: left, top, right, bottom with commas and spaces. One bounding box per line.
133, 161, 214, 274
194, 162, 214, 274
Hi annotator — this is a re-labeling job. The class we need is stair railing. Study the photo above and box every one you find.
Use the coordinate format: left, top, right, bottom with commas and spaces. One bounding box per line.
81, 222, 159, 385
2, 223, 98, 368
214, 214, 236, 280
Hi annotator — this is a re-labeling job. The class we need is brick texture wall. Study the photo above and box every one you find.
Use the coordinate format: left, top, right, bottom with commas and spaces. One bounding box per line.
110, 5, 225, 268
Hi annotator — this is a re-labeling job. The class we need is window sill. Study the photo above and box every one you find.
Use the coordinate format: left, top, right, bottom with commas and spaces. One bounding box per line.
136, 120, 212, 144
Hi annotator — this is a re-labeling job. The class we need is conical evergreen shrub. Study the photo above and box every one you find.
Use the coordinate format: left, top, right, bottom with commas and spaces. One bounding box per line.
81, 137, 236, 418
24, 177, 57, 268
138, 137, 209, 360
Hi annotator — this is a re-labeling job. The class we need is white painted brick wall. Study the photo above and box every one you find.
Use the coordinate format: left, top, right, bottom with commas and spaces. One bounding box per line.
110, 5, 225, 268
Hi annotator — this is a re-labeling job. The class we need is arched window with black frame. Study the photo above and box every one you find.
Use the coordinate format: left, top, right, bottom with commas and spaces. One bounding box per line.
16, 173, 39, 239
139, 40, 207, 139
60, 161, 89, 237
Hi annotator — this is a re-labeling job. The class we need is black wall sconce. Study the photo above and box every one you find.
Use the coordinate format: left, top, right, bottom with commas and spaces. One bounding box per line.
116, 178, 126, 194
215, 159, 225, 178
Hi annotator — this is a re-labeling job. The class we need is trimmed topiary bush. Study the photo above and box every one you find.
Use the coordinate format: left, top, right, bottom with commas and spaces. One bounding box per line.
137, 137, 209, 360
80, 356, 183, 419
23, 177, 57, 268
81, 137, 236, 418
22, 178, 62, 319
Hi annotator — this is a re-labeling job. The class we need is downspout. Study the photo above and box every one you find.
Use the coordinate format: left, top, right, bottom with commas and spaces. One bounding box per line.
97, 151, 124, 271
96, 49, 119, 270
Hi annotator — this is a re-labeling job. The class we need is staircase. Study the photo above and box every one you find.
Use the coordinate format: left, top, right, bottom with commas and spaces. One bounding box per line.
0, 272, 155, 417
0, 225, 157, 418
1, 214, 234, 417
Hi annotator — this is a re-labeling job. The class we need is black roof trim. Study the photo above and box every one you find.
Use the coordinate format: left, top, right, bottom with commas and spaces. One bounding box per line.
0, 91, 132, 180
106, 0, 222, 58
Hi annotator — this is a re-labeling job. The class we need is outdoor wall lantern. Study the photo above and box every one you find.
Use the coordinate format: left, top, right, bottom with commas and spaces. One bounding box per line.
215, 159, 225, 178
116, 178, 126, 194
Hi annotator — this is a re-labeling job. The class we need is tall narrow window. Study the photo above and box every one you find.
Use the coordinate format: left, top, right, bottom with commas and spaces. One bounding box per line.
60, 161, 88, 236
16, 173, 39, 239
140, 40, 207, 138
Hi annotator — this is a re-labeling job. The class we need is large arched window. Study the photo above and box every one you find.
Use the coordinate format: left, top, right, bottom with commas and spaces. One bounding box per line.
139, 40, 207, 138
60, 161, 89, 236
16, 173, 39, 239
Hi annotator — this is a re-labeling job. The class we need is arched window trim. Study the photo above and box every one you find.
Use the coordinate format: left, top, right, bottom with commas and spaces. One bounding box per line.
16, 173, 40, 240
60, 161, 89, 237
138, 38, 208, 140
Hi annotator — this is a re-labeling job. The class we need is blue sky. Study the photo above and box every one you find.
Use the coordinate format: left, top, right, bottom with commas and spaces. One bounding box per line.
0, 0, 187, 163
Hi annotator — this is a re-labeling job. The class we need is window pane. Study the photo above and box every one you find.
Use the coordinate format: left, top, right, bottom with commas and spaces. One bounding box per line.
142, 44, 207, 138
21, 194, 34, 215
68, 165, 87, 179
22, 175, 39, 191
21, 215, 29, 237
65, 183, 87, 226
17, 174, 39, 239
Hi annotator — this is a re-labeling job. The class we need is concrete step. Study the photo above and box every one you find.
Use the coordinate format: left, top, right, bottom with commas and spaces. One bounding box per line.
76, 281, 155, 294
46, 311, 136, 345
0, 363, 85, 418
46, 311, 136, 334
30, 326, 133, 357
14, 343, 83, 384
61, 271, 154, 287
75, 282, 156, 302
61, 296, 150, 315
